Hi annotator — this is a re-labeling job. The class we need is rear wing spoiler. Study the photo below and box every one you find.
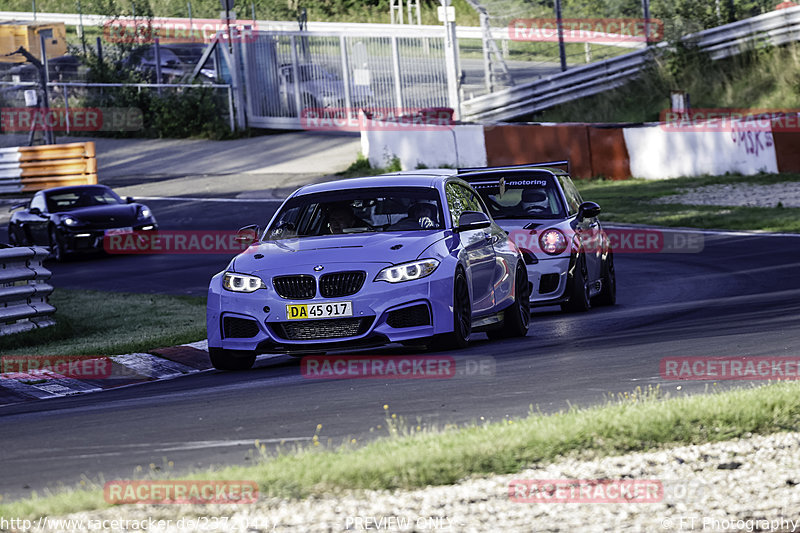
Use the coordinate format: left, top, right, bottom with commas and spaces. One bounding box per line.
458, 160, 570, 176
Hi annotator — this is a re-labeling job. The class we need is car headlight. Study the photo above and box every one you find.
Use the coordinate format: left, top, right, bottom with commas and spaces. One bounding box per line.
223, 272, 265, 293
63, 216, 79, 227
138, 207, 152, 219
375, 259, 439, 283
539, 229, 568, 255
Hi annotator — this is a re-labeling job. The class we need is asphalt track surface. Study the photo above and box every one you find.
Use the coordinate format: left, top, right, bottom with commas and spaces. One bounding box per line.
1, 197, 800, 501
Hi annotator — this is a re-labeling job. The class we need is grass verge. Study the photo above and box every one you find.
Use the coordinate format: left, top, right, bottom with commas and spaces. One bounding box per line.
3, 382, 800, 518
335, 154, 402, 179
0, 289, 206, 356
575, 172, 800, 233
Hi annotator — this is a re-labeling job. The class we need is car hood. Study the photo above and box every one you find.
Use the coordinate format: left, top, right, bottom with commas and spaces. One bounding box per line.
59, 204, 140, 225
233, 231, 446, 274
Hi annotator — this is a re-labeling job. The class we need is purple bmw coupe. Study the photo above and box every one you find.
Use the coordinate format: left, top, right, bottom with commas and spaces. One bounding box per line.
206, 171, 529, 370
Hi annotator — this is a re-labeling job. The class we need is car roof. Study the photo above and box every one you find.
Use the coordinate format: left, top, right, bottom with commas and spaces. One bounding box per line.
294, 171, 458, 196
41, 184, 111, 195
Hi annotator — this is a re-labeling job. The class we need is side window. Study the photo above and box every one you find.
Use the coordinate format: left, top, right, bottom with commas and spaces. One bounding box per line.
30, 193, 46, 212
446, 183, 485, 227
558, 175, 583, 216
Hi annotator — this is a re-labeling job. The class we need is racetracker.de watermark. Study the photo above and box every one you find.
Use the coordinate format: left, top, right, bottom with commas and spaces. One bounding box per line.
509, 228, 704, 255
1, 355, 112, 380
660, 109, 800, 132
509, 18, 663, 43
509, 479, 663, 503
103, 18, 261, 43
661, 357, 800, 381
300, 355, 495, 380
300, 107, 455, 132
104, 480, 258, 504
103, 230, 256, 255
1, 107, 143, 132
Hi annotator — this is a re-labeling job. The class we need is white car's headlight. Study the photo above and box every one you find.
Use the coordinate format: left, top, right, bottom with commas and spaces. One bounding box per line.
375, 259, 439, 283
64, 216, 79, 226
138, 207, 152, 219
223, 272, 265, 293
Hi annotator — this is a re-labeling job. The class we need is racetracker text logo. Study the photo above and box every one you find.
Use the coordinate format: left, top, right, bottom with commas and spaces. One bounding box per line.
103, 230, 256, 254
103, 18, 260, 43
509, 479, 663, 503
1, 108, 143, 132
508, 228, 704, 255
300, 355, 495, 379
661, 357, 800, 380
104, 480, 258, 504
509, 18, 663, 43
660, 109, 800, 132
300, 108, 454, 132
1, 356, 112, 380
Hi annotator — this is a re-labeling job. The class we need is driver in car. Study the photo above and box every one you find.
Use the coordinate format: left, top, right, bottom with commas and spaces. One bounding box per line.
327, 204, 360, 234
518, 189, 551, 215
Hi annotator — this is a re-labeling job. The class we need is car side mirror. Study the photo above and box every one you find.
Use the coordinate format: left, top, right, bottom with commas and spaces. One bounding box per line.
235, 225, 261, 246
577, 201, 601, 221
29, 207, 42, 216
455, 211, 491, 233
126, 197, 135, 204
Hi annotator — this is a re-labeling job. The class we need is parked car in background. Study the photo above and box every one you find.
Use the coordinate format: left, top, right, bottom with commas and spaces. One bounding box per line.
7, 184, 158, 261
279, 63, 374, 114
460, 162, 616, 312
207, 171, 530, 370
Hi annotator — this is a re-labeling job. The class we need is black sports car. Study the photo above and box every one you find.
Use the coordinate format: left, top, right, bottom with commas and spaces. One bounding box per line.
7, 184, 158, 261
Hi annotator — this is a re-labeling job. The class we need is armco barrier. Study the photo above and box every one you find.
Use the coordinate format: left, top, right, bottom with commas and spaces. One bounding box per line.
0, 246, 55, 337
0, 142, 97, 194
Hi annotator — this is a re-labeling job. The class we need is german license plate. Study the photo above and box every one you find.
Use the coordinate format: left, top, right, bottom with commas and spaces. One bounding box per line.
286, 301, 353, 320
105, 227, 133, 236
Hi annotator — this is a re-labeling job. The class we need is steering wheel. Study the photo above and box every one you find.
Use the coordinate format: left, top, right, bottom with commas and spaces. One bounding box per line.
524, 205, 547, 214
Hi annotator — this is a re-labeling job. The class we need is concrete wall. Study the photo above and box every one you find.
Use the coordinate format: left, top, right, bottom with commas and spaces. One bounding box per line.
361, 125, 487, 170
623, 125, 779, 179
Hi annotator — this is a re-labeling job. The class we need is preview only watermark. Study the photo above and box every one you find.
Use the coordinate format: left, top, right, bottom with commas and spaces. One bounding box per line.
509, 479, 663, 503
509, 18, 664, 43
661, 357, 800, 381
103, 18, 261, 43
660, 109, 800, 132
104, 480, 258, 504
0, 108, 143, 132
300, 107, 455, 132
508, 228, 704, 255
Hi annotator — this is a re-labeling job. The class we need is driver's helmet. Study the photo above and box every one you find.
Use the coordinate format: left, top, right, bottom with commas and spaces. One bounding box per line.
407, 202, 437, 228
520, 189, 549, 213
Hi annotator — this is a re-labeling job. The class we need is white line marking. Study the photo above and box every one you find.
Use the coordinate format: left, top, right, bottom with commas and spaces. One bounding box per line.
134, 196, 284, 203
605, 224, 800, 238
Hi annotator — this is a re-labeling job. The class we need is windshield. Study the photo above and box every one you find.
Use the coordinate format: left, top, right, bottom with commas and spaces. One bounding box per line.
469, 173, 566, 220
266, 187, 444, 240
45, 187, 123, 212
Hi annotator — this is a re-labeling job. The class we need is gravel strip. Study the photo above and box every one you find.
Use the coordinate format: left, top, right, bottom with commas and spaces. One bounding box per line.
653, 182, 800, 208
41, 431, 800, 532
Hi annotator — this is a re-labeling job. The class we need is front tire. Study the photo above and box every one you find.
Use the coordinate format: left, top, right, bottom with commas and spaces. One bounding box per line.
49, 226, 66, 262
209, 347, 256, 370
561, 253, 591, 313
431, 267, 471, 350
593, 251, 616, 306
8, 224, 20, 246
488, 262, 530, 339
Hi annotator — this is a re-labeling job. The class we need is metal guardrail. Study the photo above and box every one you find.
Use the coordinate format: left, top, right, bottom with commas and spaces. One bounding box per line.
462, 5, 800, 122
0, 246, 55, 337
